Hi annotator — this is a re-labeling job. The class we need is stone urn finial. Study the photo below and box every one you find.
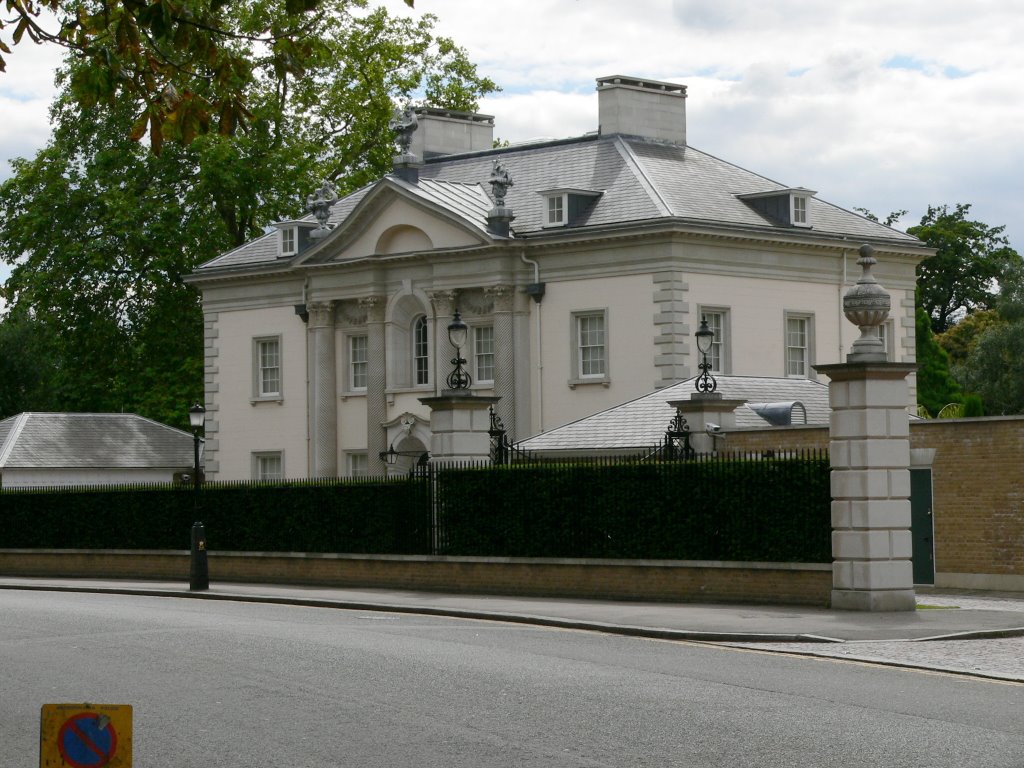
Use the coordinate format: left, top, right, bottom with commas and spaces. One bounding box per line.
489, 160, 513, 207
307, 179, 339, 238
843, 244, 891, 361
389, 106, 419, 157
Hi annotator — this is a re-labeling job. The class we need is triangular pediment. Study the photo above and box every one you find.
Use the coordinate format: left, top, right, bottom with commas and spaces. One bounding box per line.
295, 177, 494, 265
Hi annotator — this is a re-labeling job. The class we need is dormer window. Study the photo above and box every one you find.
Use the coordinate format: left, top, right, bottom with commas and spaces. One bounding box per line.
792, 194, 809, 227
280, 227, 297, 256
737, 187, 816, 228
272, 220, 319, 257
540, 188, 602, 228
547, 195, 566, 226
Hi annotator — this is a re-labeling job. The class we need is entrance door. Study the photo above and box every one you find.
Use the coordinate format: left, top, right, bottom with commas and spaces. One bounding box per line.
910, 468, 935, 585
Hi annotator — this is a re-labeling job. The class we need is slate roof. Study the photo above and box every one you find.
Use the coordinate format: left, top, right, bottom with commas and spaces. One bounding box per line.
195, 132, 921, 274
0, 413, 195, 469
518, 376, 832, 453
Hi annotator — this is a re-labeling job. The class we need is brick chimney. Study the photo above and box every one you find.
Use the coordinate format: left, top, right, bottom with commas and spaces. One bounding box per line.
411, 107, 495, 159
597, 75, 687, 145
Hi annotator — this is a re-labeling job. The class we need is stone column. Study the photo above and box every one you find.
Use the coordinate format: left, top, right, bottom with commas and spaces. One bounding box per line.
815, 244, 916, 612
362, 297, 388, 465
419, 393, 501, 466
487, 285, 517, 440
307, 301, 337, 477
428, 290, 457, 390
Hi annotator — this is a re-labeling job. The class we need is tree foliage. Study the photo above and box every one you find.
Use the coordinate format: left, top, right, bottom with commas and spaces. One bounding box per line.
909, 203, 1023, 334
0, 309, 60, 419
0, 0, 414, 151
915, 302, 961, 417
955, 321, 1024, 416
0, 3, 496, 427
935, 308, 1002, 370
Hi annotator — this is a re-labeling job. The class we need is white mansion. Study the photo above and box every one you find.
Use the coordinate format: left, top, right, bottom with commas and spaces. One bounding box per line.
189, 75, 930, 481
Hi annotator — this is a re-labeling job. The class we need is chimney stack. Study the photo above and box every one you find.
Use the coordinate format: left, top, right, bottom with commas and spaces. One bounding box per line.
597, 75, 687, 145
411, 108, 495, 159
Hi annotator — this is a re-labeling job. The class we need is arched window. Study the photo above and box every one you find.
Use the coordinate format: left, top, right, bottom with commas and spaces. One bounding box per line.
413, 315, 429, 385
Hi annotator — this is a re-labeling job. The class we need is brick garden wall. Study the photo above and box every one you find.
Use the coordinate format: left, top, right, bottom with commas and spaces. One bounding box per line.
0, 550, 832, 606
911, 417, 1024, 590
727, 417, 1024, 590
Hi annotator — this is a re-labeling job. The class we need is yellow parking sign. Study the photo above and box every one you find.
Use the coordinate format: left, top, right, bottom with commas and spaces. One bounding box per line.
39, 703, 132, 767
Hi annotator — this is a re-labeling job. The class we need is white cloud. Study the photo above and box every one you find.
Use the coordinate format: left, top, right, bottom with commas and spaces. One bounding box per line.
0, 35, 62, 178
398, 0, 1024, 251
2, 0, 1022, 253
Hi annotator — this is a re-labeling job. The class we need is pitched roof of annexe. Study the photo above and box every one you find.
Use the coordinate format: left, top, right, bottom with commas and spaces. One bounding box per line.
0, 413, 195, 470
518, 375, 832, 453
194, 133, 923, 276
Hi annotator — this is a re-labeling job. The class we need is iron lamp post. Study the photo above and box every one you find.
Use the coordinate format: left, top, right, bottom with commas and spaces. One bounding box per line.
694, 318, 717, 394
446, 309, 472, 391
188, 402, 205, 490
187, 401, 208, 590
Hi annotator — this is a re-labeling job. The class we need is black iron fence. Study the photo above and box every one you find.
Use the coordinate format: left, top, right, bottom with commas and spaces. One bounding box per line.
432, 449, 831, 562
0, 449, 831, 562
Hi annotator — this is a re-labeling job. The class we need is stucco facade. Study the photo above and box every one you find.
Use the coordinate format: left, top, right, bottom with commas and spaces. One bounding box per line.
191, 75, 930, 481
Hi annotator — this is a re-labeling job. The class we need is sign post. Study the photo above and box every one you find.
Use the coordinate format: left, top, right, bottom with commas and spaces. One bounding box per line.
40, 703, 132, 767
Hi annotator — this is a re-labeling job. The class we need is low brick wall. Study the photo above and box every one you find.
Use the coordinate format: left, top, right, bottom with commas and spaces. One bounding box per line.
0, 550, 832, 606
726, 417, 1024, 591
912, 417, 1024, 590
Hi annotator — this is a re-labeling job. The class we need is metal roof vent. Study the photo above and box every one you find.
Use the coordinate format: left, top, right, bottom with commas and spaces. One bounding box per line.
748, 401, 808, 426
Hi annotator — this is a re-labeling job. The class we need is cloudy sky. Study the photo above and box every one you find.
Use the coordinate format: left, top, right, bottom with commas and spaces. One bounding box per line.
1, 0, 1021, 271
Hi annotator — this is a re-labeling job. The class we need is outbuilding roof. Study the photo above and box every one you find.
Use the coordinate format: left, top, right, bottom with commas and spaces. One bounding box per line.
518, 376, 832, 453
0, 413, 195, 470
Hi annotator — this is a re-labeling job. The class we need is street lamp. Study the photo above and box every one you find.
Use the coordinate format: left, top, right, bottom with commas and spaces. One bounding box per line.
446, 309, 472, 391
379, 444, 400, 466
694, 318, 717, 394
187, 401, 208, 591
188, 402, 205, 490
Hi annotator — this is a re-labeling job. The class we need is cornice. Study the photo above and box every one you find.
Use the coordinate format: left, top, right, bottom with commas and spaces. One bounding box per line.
189, 217, 928, 295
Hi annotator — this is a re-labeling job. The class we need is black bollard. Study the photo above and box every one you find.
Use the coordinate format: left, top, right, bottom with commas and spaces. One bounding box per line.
190, 521, 209, 591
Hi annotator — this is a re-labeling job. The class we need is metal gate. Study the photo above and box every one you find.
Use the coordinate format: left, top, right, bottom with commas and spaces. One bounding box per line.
910, 468, 935, 585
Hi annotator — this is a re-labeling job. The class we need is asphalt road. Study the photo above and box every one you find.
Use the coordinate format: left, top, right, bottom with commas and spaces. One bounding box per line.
2, 591, 1023, 767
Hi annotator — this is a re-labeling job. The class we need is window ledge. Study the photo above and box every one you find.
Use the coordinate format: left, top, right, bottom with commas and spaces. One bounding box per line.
385, 386, 435, 396
568, 377, 610, 390
250, 396, 284, 405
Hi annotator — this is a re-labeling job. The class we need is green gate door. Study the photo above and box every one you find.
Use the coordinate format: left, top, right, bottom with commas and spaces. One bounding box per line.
910, 468, 935, 585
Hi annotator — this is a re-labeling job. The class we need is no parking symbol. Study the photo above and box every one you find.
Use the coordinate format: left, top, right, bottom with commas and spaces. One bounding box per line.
39, 704, 132, 767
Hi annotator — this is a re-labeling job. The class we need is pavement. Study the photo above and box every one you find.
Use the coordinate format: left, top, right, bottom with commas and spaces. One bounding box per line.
2, 577, 1023, 683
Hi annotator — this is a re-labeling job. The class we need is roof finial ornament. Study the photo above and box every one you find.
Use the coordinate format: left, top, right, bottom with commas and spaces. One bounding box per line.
307, 179, 339, 238
489, 160, 513, 207
843, 243, 891, 361
389, 105, 419, 156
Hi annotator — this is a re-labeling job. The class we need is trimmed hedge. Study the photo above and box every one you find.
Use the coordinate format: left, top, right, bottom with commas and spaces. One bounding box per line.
0, 453, 831, 563
434, 455, 831, 562
0, 478, 431, 554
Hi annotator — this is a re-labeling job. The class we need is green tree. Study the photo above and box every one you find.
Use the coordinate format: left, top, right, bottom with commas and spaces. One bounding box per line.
935, 308, 1002, 370
0, 4, 496, 426
0, 95, 212, 426
853, 207, 908, 227
909, 204, 1023, 334
0, 309, 60, 419
915, 303, 961, 417
957, 321, 1024, 415
0, 0, 414, 151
